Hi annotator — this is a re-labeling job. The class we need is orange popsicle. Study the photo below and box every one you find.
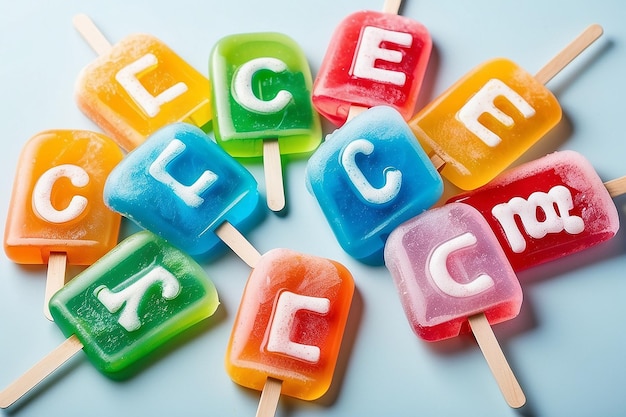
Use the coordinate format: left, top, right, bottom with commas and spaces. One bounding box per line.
226, 248, 354, 415
4, 130, 123, 318
73, 14, 212, 151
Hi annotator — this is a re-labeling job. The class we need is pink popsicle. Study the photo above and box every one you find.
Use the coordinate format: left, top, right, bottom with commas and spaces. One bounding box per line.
384, 203, 525, 407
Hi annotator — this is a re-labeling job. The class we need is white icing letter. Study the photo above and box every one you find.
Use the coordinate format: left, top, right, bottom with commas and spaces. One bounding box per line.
115, 53, 188, 118
457, 78, 536, 147
95, 266, 181, 332
32, 164, 89, 224
341, 138, 402, 204
232, 57, 293, 114
428, 232, 495, 298
351, 26, 413, 86
149, 139, 217, 208
267, 291, 330, 363
491, 185, 585, 253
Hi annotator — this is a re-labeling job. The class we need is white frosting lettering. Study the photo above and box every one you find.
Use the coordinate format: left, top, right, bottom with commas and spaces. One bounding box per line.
115, 53, 188, 118
32, 164, 89, 224
341, 138, 402, 204
428, 232, 495, 297
457, 78, 536, 147
491, 184, 585, 253
149, 139, 217, 208
94, 266, 181, 332
267, 291, 330, 363
352, 26, 413, 86
231, 57, 293, 113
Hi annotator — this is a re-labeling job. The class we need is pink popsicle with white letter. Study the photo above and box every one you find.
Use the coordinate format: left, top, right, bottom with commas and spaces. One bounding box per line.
384, 203, 525, 408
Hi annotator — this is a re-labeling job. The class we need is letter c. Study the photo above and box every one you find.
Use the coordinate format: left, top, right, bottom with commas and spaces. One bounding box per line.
341, 138, 402, 205
32, 164, 90, 224
428, 232, 495, 298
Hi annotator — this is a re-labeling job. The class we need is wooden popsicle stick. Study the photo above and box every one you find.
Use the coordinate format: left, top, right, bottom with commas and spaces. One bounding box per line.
603, 176, 626, 198
429, 153, 446, 171
382, 0, 402, 15
215, 221, 263, 268
468, 313, 526, 409
534, 24, 603, 85
72, 13, 113, 56
0, 335, 83, 409
255, 377, 283, 417
43, 252, 68, 321
263, 140, 286, 212
347, 105, 368, 122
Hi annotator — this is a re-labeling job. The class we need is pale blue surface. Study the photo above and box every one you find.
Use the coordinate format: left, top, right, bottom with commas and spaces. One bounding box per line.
1, 1, 626, 416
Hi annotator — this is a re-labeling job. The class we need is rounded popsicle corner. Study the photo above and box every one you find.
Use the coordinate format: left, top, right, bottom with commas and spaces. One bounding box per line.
74, 33, 213, 152
3, 129, 124, 266
103, 122, 264, 260
384, 203, 523, 342
225, 248, 355, 401
305, 105, 443, 265
48, 230, 220, 378
208, 32, 322, 158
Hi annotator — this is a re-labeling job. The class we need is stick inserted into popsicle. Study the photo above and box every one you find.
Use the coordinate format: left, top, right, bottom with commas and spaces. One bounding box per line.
0, 231, 220, 408
384, 203, 526, 408
226, 248, 355, 417
104, 122, 264, 268
73, 14, 212, 152
448, 150, 622, 271
408, 24, 604, 189
3, 130, 123, 320
209, 32, 322, 212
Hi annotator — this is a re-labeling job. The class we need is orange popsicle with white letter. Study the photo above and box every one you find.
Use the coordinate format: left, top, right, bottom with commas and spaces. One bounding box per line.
226, 248, 354, 416
3, 130, 123, 319
73, 14, 212, 151
408, 24, 603, 189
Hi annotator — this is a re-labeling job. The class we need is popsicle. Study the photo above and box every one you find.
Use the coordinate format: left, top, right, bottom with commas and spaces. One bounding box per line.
384, 203, 525, 408
447, 150, 621, 271
408, 24, 603, 190
0, 231, 220, 408
312, 0, 432, 126
3, 129, 123, 320
73, 14, 212, 152
209, 32, 322, 212
104, 122, 263, 267
226, 248, 354, 416
306, 105, 443, 265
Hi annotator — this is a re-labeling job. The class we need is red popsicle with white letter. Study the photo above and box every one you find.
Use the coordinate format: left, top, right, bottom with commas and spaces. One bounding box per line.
448, 150, 621, 271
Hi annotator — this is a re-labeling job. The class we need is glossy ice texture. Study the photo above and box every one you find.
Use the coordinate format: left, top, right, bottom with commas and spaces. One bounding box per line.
226, 248, 354, 401
409, 58, 561, 190
312, 10, 431, 126
75, 34, 212, 151
448, 150, 619, 270
384, 203, 522, 341
306, 106, 443, 264
209, 32, 321, 157
49, 231, 219, 376
4, 130, 123, 265
104, 123, 261, 257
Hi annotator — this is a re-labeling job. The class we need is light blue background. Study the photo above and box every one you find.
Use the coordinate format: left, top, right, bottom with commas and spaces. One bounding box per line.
1, 1, 625, 416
